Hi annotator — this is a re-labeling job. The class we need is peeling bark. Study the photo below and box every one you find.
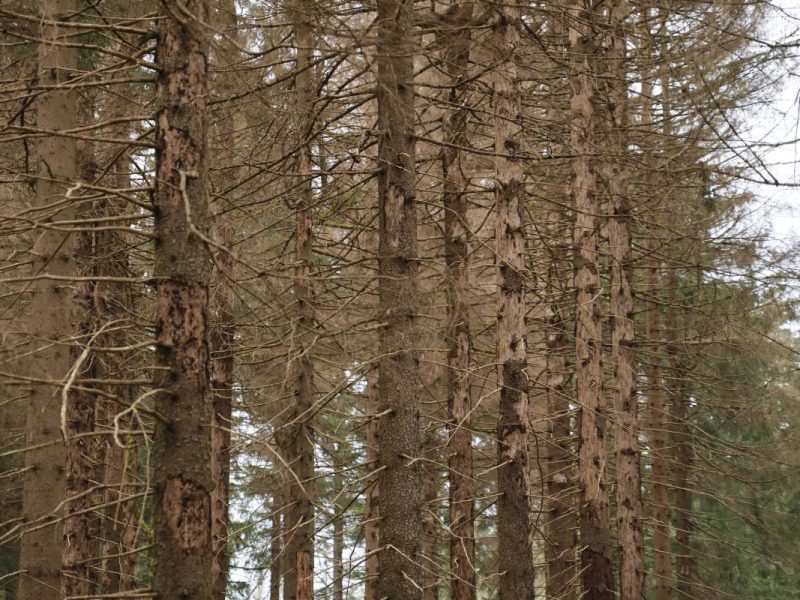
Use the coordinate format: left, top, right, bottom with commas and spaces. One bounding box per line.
491, 5, 535, 599
152, 1, 214, 599
569, 2, 615, 598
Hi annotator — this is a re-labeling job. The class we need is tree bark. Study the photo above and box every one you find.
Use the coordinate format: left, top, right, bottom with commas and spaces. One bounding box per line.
270, 495, 282, 600
285, 1, 317, 598
151, 2, 214, 600
365, 366, 380, 600
441, 4, 476, 600
375, 0, 422, 597
17, 2, 77, 598
569, 2, 615, 599
491, 4, 534, 600
603, 1, 645, 599
63, 143, 101, 599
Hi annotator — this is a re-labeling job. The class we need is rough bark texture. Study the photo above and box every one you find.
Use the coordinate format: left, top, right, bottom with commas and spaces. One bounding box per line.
569, 2, 615, 599
285, 2, 317, 598
491, 5, 534, 600
17, 2, 77, 598
441, 4, 476, 600
365, 366, 380, 600
63, 145, 101, 599
152, 2, 214, 600
210, 1, 238, 597
422, 433, 440, 600
604, 1, 645, 598
542, 197, 578, 600
542, 11, 579, 600
375, 0, 423, 597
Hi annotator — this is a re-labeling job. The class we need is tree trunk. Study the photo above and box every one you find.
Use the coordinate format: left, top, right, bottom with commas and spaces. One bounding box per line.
441, 4, 476, 600
375, 0, 422, 597
270, 496, 282, 600
286, 2, 317, 598
17, 2, 77, 598
365, 366, 380, 600
491, 4, 534, 600
63, 143, 101, 599
604, 1, 645, 599
569, 2, 615, 599
422, 433, 440, 600
151, 1, 214, 599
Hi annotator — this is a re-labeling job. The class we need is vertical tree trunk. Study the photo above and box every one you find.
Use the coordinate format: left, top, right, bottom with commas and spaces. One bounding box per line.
270, 496, 282, 600
17, 2, 77, 598
365, 366, 380, 600
422, 433, 440, 600
287, 1, 317, 598
63, 144, 101, 599
646, 252, 671, 600
542, 11, 578, 600
603, 2, 645, 599
151, 2, 214, 600
333, 474, 344, 600
671, 370, 695, 599
491, 4, 534, 600
441, 4, 476, 600
375, 0, 422, 597
569, 2, 615, 599
210, 1, 238, 598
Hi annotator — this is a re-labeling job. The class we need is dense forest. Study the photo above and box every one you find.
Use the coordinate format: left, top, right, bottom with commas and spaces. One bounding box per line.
1, 1, 799, 600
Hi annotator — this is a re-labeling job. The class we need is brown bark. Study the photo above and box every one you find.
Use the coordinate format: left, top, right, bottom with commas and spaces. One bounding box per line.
569, 2, 615, 599
603, 1, 645, 599
284, 1, 318, 598
270, 495, 282, 600
210, 1, 238, 598
375, 0, 422, 597
151, 2, 214, 599
542, 12, 578, 600
422, 433, 440, 600
333, 470, 344, 600
365, 367, 380, 600
17, 2, 77, 598
441, 4, 476, 600
491, 5, 534, 600
63, 144, 101, 599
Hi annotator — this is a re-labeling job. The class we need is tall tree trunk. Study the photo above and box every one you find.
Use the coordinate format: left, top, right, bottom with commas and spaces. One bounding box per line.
151, 2, 214, 600
270, 495, 282, 600
17, 2, 77, 598
667, 262, 696, 600
604, 1, 645, 599
365, 366, 380, 600
63, 143, 101, 599
210, 1, 238, 597
569, 2, 615, 599
542, 11, 578, 600
491, 4, 534, 600
333, 471, 344, 600
375, 0, 422, 597
422, 433, 440, 600
287, 1, 317, 598
441, 4, 476, 600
